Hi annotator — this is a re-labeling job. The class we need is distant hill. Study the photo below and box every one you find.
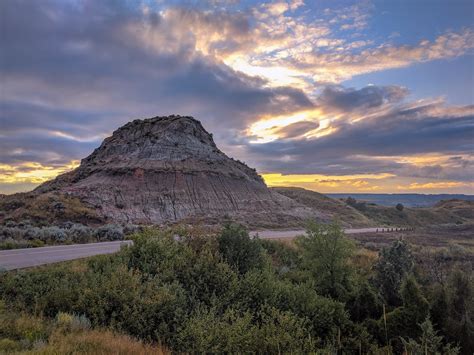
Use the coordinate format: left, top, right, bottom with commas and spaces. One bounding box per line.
272, 187, 374, 227
277, 187, 474, 227
326, 193, 474, 207
350, 199, 471, 227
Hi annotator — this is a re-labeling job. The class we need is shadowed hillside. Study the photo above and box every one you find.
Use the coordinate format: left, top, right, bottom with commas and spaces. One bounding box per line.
342, 196, 473, 227
272, 187, 374, 227
274, 187, 474, 227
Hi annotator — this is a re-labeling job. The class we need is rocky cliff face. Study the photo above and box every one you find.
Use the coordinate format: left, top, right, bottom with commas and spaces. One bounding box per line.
36, 115, 317, 226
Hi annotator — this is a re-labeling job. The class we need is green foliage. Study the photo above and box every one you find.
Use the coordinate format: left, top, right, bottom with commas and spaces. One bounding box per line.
0, 222, 127, 249
0, 222, 471, 353
429, 284, 449, 330
443, 269, 474, 354
126, 228, 193, 279
178, 307, 257, 352
296, 221, 355, 299
384, 276, 430, 352
402, 318, 460, 355
0, 338, 21, 352
56, 312, 91, 332
217, 223, 265, 274
179, 306, 314, 353
347, 279, 383, 322
373, 239, 414, 306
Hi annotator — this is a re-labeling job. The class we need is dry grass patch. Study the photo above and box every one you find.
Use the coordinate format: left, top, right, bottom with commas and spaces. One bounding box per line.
28, 329, 169, 355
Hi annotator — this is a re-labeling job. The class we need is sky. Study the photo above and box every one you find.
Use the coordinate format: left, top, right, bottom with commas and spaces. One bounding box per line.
0, 0, 473, 195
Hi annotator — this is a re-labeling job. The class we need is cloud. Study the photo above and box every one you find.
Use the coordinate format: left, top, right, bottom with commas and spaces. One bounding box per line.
0, 161, 79, 184
262, 172, 391, 192
397, 181, 473, 190
318, 85, 409, 112
0, 0, 314, 169
280, 29, 474, 83
245, 92, 474, 185
1, 0, 473, 194
274, 120, 320, 139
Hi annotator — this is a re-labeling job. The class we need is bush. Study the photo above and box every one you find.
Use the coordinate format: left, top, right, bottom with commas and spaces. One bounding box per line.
56, 312, 91, 332
402, 318, 460, 355
69, 224, 93, 243
217, 223, 265, 274
396, 203, 404, 212
0, 338, 21, 352
296, 221, 355, 300
383, 276, 430, 352
346, 197, 368, 211
0, 222, 470, 353
373, 239, 413, 306
96, 224, 124, 241
0, 222, 127, 248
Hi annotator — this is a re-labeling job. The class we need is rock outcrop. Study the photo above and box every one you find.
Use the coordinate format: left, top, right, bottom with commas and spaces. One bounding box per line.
35, 115, 317, 227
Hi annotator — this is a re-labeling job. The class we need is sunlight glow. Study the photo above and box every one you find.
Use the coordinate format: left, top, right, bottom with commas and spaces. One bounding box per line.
262, 172, 396, 192
0, 161, 80, 184
397, 181, 473, 190
225, 56, 309, 89
248, 109, 334, 143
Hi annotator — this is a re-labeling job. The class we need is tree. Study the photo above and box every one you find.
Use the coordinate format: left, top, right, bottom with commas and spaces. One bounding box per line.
384, 276, 430, 352
217, 223, 265, 275
347, 279, 383, 322
444, 270, 474, 354
296, 221, 355, 300
430, 285, 449, 332
346, 197, 357, 206
396, 203, 404, 212
373, 239, 413, 306
402, 318, 460, 355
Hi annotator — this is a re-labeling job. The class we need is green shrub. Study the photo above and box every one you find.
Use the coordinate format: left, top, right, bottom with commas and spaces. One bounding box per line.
373, 239, 413, 306
0, 338, 21, 352
0, 222, 470, 353
401, 318, 460, 355
296, 221, 355, 300
217, 223, 266, 274
56, 312, 91, 332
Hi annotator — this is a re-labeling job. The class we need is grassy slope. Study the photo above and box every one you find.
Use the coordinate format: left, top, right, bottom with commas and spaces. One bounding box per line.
355, 199, 472, 227
0, 192, 102, 226
0, 305, 168, 354
273, 187, 474, 227
272, 187, 374, 227
26, 330, 168, 354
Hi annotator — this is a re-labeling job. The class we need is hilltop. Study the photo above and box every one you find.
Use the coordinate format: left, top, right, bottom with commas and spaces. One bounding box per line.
0, 116, 315, 228
1, 115, 472, 230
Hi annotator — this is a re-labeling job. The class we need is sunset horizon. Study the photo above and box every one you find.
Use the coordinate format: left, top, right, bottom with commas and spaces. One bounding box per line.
1, 0, 473, 195
1, 2, 474, 352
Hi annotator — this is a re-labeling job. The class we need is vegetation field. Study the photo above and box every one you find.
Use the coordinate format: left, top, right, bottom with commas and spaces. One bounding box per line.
1, 223, 472, 354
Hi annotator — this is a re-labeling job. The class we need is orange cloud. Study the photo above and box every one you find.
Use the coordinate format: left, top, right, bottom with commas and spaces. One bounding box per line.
262, 173, 392, 192
127, 3, 474, 88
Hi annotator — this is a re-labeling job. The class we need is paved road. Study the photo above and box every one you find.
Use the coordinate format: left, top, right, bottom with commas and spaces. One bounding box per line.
1, 227, 408, 270
0, 240, 133, 271
250, 227, 408, 239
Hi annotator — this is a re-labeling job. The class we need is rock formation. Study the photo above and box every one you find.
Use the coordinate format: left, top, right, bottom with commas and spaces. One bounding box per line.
35, 115, 316, 227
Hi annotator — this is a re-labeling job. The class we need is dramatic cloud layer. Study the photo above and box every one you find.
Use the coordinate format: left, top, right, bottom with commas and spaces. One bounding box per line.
1, 0, 473, 194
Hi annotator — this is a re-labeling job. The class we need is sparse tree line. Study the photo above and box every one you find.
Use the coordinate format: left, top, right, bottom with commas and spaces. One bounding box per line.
0, 222, 472, 354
